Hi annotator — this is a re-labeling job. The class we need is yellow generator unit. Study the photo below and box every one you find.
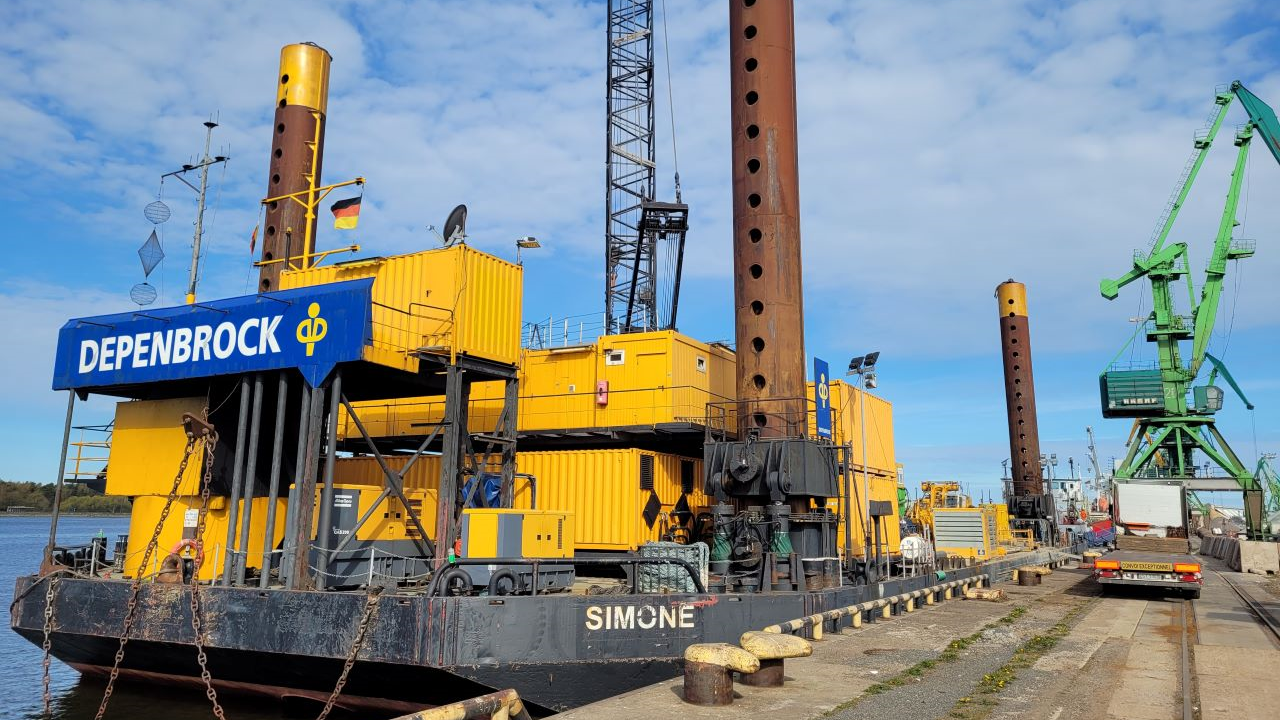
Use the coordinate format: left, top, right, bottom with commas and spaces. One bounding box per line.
457, 509, 575, 594
932, 507, 997, 561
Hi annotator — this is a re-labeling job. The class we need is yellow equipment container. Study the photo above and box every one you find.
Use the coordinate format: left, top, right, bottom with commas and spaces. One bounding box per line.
302, 482, 433, 544
460, 509, 573, 559
512, 449, 707, 552
105, 398, 208, 497
330, 448, 707, 552
279, 244, 523, 371
340, 330, 737, 440
123, 495, 286, 581
813, 379, 897, 477
982, 502, 1013, 545
932, 507, 998, 560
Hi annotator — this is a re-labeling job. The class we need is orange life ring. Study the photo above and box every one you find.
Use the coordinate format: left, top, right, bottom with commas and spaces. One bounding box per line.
169, 539, 204, 566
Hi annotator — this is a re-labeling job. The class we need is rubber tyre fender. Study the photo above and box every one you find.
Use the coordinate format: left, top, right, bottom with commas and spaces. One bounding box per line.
487, 568, 522, 596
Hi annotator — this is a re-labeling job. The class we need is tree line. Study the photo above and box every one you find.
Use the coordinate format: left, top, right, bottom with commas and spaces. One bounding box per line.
0, 480, 130, 514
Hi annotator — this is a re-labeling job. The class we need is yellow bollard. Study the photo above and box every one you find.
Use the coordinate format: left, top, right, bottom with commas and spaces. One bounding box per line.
852, 612, 862, 629
906, 597, 915, 612
882, 603, 892, 619
926, 592, 935, 605
945, 587, 952, 600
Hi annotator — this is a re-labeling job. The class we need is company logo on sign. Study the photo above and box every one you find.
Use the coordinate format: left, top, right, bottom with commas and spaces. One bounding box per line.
76, 316, 284, 374
52, 278, 374, 390
814, 357, 832, 439
296, 302, 329, 357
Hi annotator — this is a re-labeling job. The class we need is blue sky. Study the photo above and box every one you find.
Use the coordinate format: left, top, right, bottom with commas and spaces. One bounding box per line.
1, 0, 1278, 504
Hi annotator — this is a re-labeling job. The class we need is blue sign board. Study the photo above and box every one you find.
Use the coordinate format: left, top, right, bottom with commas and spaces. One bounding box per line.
52, 278, 375, 391
814, 357, 832, 439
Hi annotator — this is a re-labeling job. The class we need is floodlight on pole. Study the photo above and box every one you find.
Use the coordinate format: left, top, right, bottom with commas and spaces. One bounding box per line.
516, 236, 541, 265
845, 350, 882, 578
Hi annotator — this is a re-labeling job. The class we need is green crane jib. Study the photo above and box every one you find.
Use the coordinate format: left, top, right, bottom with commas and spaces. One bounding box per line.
1100, 81, 1280, 537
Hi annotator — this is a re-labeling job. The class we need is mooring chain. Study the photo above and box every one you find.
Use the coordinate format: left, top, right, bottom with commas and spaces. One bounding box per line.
40, 572, 60, 717
315, 585, 385, 720
94, 424, 200, 720
187, 427, 228, 720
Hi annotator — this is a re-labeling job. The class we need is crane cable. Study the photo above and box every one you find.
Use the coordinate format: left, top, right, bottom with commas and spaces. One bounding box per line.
658, 0, 681, 200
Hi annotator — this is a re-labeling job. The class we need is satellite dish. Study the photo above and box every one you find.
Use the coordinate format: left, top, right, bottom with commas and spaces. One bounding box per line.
130, 282, 158, 306
443, 204, 468, 246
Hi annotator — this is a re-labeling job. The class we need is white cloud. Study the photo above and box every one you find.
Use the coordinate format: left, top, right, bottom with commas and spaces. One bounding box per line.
2, 0, 1279, 481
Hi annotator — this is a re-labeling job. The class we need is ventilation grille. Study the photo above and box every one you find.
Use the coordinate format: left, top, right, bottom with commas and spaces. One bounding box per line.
639, 454, 655, 491
557, 517, 564, 550
680, 460, 695, 494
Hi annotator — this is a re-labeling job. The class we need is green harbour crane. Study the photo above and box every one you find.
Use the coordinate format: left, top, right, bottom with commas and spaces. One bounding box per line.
1100, 81, 1280, 537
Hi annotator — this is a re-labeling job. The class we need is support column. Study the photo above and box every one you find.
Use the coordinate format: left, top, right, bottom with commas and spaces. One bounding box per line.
44, 391, 77, 567
498, 376, 518, 508
435, 366, 471, 566
315, 371, 343, 588
260, 372, 290, 588
730, 0, 806, 436
280, 383, 311, 588
221, 377, 252, 585
234, 374, 265, 585
287, 384, 326, 589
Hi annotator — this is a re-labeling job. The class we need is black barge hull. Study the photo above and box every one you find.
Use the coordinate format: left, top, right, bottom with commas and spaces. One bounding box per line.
12, 550, 1059, 714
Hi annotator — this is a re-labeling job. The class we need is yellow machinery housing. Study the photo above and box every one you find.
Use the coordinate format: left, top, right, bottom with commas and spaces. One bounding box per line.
279, 244, 523, 372
460, 509, 573, 559
107, 397, 286, 580
342, 329, 736, 439
330, 448, 708, 552
932, 506, 1000, 561
907, 481, 971, 537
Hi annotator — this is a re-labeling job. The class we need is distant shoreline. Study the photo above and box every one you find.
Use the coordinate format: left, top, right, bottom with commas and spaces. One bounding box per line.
0, 512, 129, 518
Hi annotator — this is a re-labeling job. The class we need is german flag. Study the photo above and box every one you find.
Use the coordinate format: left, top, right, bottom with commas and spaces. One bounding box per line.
330, 196, 361, 230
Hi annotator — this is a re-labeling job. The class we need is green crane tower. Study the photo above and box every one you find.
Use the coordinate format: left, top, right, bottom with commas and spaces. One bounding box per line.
1100, 81, 1280, 537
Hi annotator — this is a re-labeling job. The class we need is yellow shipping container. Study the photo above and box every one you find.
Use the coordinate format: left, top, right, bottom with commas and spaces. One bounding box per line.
332, 449, 708, 552
513, 449, 708, 551
342, 330, 735, 440
812, 379, 897, 477
123, 495, 286, 581
279, 244, 522, 371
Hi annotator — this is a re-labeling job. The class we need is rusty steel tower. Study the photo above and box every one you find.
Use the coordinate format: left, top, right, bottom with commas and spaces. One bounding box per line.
257, 42, 331, 293
729, 0, 807, 436
996, 279, 1052, 529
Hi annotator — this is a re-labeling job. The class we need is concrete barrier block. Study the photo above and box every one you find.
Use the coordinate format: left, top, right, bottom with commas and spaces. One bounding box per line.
1237, 540, 1280, 576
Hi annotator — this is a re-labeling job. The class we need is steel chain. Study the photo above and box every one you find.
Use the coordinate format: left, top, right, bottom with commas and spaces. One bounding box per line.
315, 585, 385, 720
187, 429, 227, 720
41, 572, 60, 717
94, 432, 197, 720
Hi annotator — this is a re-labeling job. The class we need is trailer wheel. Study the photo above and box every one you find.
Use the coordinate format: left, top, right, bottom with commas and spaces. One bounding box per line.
1185, 588, 1201, 600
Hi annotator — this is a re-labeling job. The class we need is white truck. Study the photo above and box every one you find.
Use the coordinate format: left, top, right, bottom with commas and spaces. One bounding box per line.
1093, 481, 1203, 599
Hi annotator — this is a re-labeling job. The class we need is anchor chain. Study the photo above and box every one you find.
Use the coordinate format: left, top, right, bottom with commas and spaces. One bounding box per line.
94, 411, 210, 720
315, 585, 384, 720
41, 572, 60, 717
187, 423, 227, 720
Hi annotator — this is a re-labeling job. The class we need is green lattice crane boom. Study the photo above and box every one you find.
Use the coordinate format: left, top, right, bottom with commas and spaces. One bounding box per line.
1099, 81, 1280, 537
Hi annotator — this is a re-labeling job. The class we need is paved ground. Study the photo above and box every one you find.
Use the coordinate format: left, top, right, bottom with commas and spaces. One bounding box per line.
553, 556, 1280, 720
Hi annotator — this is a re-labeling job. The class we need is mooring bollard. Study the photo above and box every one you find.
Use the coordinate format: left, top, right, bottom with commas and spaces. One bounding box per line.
683, 644, 759, 706
738, 631, 812, 688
